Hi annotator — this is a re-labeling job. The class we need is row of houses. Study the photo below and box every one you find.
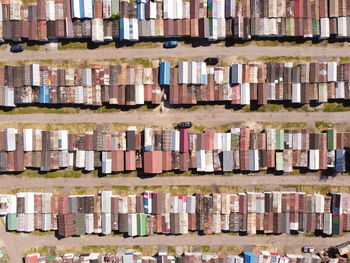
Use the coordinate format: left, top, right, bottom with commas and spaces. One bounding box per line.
1, 191, 349, 237
24, 250, 329, 263
1, 0, 350, 41
0, 127, 349, 174
1, 61, 350, 107
24, 250, 337, 263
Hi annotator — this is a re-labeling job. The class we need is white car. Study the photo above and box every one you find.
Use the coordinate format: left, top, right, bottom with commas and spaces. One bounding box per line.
302, 247, 315, 253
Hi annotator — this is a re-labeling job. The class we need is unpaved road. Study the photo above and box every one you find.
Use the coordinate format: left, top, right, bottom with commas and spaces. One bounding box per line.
2, 45, 350, 62
0, 175, 347, 192
1, 220, 349, 263
0, 109, 349, 126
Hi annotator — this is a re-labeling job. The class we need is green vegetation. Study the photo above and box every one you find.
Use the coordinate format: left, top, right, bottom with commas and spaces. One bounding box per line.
258, 122, 307, 130
111, 186, 130, 195
258, 56, 313, 63
167, 246, 176, 255
136, 105, 155, 111
22, 43, 41, 51
323, 102, 350, 112
315, 121, 335, 130
25, 246, 56, 257
201, 246, 210, 252
242, 104, 284, 112
82, 246, 119, 253
11, 169, 98, 179
91, 106, 121, 113
10, 188, 29, 194
129, 42, 161, 49
132, 58, 152, 67
193, 125, 206, 132
255, 40, 280, 47
0, 107, 80, 114
58, 42, 88, 50
32, 230, 56, 236
111, 13, 122, 20
73, 186, 88, 195
20, 0, 37, 4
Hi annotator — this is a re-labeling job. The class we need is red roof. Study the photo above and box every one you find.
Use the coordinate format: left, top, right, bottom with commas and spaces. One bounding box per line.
144, 151, 162, 174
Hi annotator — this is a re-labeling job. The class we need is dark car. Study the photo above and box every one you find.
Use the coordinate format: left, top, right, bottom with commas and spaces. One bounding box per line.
204, 57, 219, 65
10, 45, 24, 53
178, 122, 193, 129
164, 41, 178, 48
302, 247, 315, 253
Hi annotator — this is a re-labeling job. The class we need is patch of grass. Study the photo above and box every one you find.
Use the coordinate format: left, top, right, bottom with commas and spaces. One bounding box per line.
20, 0, 37, 4
22, 43, 41, 51
304, 232, 316, 237
15, 169, 85, 178
0, 107, 80, 114
32, 230, 56, 236
82, 246, 118, 253
258, 122, 307, 130
25, 246, 56, 257
193, 125, 206, 132
53, 186, 64, 195
112, 186, 130, 195
338, 57, 350, 64
137, 105, 155, 111
132, 58, 152, 67
231, 42, 252, 47
10, 187, 29, 194
167, 246, 176, 255
252, 245, 271, 252
58, 42, 88, 50
130, 42, 161, 49
255, 40, 280, 47
73, 186, 88, 195
201, 246, 210, 253
258, 56, 313, 63
91, 106, 121, 113
323, 102, 350, 112
256, 104, 285, 112
315, 121, 335, 130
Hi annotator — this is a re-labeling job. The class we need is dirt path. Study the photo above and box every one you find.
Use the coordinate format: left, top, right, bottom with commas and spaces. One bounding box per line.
1, 45, 350, 62
0, 175, 347, 192
0, 109, 349, 126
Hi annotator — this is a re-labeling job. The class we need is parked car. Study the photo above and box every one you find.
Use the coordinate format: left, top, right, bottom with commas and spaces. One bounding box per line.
302, 247, 315, 253
178, 122, 193, 129
10, 45, 23, 53
164, 41, 178, 48
204, 57, 219, 65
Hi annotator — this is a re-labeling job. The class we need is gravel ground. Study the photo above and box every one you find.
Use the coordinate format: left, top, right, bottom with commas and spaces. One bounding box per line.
0, 110, 349, 126
0, 174, 346, 192
0, 45, 350, 61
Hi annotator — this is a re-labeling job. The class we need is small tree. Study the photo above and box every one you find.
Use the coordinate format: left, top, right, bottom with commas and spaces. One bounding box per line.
111, 12, 122, 20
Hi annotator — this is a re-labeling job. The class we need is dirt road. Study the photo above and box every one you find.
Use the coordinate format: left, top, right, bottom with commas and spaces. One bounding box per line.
0, 109, 349, 126
1, 45, 350, 62
0, 174, 346, 192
